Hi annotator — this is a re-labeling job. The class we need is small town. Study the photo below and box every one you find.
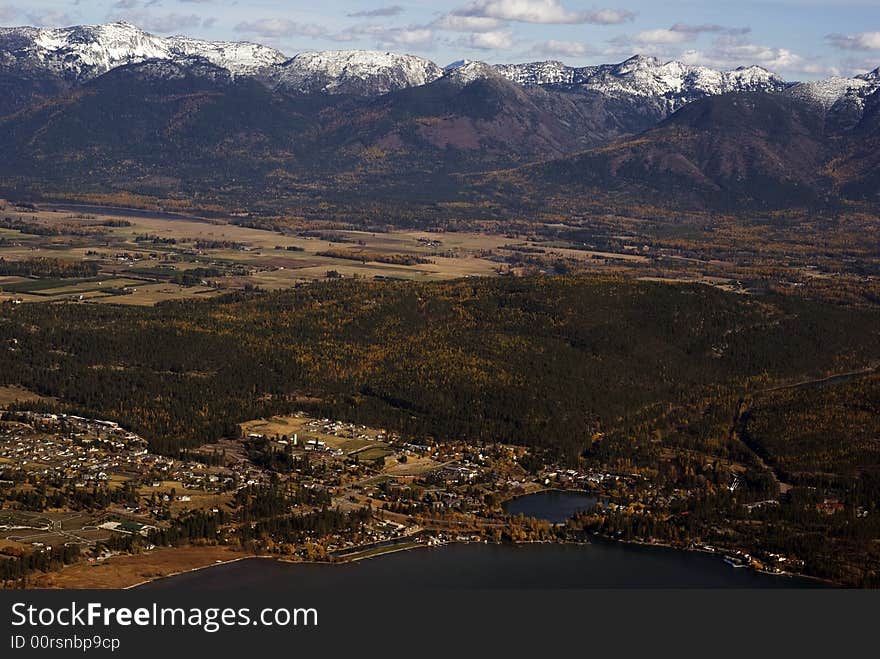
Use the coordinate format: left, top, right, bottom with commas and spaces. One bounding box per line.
0, 404, 809, 587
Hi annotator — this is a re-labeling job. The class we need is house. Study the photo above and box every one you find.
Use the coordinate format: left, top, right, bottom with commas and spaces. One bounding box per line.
816, 499, 844, 515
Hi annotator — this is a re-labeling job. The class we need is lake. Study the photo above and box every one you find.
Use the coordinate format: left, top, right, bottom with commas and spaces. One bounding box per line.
139, 490, 816, 590
139, 542, 815, 590
502, 490, 597, 523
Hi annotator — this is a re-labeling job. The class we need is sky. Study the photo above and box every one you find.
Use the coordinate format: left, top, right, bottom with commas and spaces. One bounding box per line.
1, 0, 879, 79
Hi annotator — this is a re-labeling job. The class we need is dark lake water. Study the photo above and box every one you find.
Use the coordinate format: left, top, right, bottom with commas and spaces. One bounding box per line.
503, 490, 597, 523
140, 490, 816, 590
140, 542, 816, 591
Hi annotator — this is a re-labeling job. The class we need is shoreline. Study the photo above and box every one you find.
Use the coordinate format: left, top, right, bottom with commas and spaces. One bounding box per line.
117, 532, 833, 590
499, 489, 836, 586
590, 535, 838, 587
6, 492, 838, 589
122, 554, 265, 590
13, 522, 835, 590
10, 532, 832, 591
130, 537, 597, 588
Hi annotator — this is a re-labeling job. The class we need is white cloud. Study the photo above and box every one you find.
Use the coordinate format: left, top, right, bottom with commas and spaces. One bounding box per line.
234, 18, 435, 50
126, 13, 206, 33
432, 14, 507, 32
234, 18, 330, 39
679, 37, 838, 76
532, 39, 594, 57
826, 32, 880, 51
584, 8, 636, 25
109, 0, 169, 7
338, 23, 436, 49
837, 56, 880, 76
347, 5, 405, 18
615, 23, 752, 48
670, 23, 750, 37
630, 29, 690, 45
457, 29, 516, 50
376, 27, 435, 48
453, 0, 634, 25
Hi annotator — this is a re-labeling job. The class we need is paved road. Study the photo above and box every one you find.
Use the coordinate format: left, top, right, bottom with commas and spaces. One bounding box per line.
760, 366, 876, 394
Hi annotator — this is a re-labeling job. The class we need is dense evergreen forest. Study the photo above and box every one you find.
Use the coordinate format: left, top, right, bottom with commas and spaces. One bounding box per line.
746, 374, 880, 486
0, 256, 99, 278
0, 276, 878, 461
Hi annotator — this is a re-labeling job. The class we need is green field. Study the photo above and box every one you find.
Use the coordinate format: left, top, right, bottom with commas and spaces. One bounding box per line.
0, 277, 104, 293
354, 447, 394, 462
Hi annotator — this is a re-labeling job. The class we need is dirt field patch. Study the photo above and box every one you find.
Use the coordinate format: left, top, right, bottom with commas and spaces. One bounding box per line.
26, 545, 251, 589
0, 386, 52, 406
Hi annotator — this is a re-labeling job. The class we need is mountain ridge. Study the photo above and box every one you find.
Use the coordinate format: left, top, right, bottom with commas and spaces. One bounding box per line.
1, 19, 876, 113
1, 20, 879, 215
0, 21, 285, 81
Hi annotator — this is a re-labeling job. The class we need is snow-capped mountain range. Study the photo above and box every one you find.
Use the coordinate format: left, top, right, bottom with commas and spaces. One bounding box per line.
496, 55, 788, 113
266, 49, 443, 96
0, 21, 285, 81
784, 69, 880, 120
0, 20, 878, 116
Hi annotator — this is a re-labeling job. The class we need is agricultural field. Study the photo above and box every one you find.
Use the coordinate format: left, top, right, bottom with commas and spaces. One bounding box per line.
0, 203, 516, 305
0, 201, 687, 306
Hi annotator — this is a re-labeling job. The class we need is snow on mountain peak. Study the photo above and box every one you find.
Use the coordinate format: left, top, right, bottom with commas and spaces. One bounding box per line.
1, 19, 875, 117
0, 20, 284, 81
165, 36, 285, 76
441, 60, 501, 86
268, 50, 443, 96
0, 21, 166, 80
615, 54, 662, 72
784, 69, 880, 118
785, 77, 869, 111
494, 60, 573, 86
494, 55, 786, 114
443, 59, 473, 72
857, 66, 880, 83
